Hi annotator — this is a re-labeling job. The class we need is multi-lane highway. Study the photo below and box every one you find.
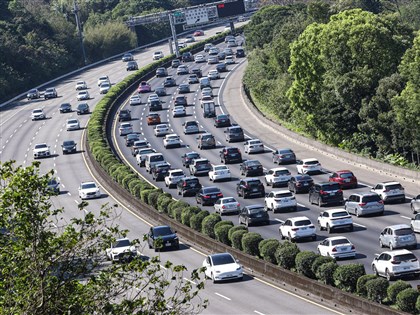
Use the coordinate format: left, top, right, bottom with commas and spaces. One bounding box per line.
0, 25, 349, 314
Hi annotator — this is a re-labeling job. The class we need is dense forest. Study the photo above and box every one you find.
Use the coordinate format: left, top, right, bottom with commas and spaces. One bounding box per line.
243, 0, 420, 167
0, 0, 192, 102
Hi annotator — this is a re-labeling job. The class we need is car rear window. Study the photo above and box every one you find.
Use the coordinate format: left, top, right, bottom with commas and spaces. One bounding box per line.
223, 198, 236, 203
196, 160, 208, 165
305, 160, 319, 165
279, 149, 292, 154
204, 187, 220, 194
172, 171, 184, 177
394, 253, 417, 262
362, 194, 381, 202
332, 211, 348, 218
229, 127, 243, 134
395, 228, 414, 236
247, 180, 261, 186
274, 170, 290, 176
274, 192, 293, 198
331, 238, 349, 246
188, 153, 200, 159
322, 183, 340, 191
339, 172, 354, 178
386, 184, 403, 190
249, 207, 265, 214
247, 161, 261, 166
186, 179, 199, 185
295, 220, 311, 226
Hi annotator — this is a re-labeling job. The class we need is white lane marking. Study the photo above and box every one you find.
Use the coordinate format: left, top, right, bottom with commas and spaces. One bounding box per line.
215, 292, 231, 301
353, 222, 366, 228
275, 219, 284, 223
74, 200, 79, 204
401, 216, 411, 220
183, 278, 196, 285
254, 311, 265, 315
297, 203, 305, 207
67, 192, 71, 196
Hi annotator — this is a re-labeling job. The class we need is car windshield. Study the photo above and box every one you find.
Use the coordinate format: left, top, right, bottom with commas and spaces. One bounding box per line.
187, 153, 200, 159
295, 220, 311, 226
79, 91, 87, 95
68, 120, 78, 124
274, 192, 293, 198
331, 238, 350, 246
61, 103, 70, 108
154, 226, 173, 237
202, 135, 213, 140
172, 171, 184, 176
114, 239, 130, 247
46, 88, 54, 92
63, 141, 75, 146
212, 254, 234, 266
33, 110, 43, 113
157, 125, 168, 129
223, 198, 236, 203
305, 160, 319, 165
339, 172, 354, 178
204, 187, 220, 194
322, 184, 340, 191
394, 254, 417, 262
362, 194, 381, 202
386, 184, 403, 190
35, 144, 47, 149
332, 211, 348, 218
395, 228, 413, 236
82, 183, 96, 189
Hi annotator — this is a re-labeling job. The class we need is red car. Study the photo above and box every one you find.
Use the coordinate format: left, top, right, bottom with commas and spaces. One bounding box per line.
328, 170, 358, 189
193, 30, 204, 36
137, 81, 151, 93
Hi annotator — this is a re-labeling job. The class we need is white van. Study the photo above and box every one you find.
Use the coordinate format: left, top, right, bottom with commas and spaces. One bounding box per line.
145, 153, 165, 173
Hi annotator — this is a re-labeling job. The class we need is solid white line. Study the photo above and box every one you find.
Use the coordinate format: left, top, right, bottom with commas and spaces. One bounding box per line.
183, 277, 196, 285
254, 311, 265, 315
401, 216, 411, 220
297, 203, 305, 207
275, 218, 284, 223
215, 292, 231, 301
353, 222, 366, 228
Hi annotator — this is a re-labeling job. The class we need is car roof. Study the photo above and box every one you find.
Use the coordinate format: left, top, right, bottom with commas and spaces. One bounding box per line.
245, 204, 265, 210
386, 224, 411, 230
270, 190, 292, 194
270, 167, 289, 171
303, 158, 319, 162
325, 236, 350, 241
336, 170, 353, 174
382, 249, 413, 256
289, 216, 311, 222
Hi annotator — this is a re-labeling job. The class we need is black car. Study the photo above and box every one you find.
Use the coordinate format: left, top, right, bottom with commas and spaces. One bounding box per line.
216, 63, 227, 72
151, 162, 171, 181
118, 109, 131, 122
59, 103, 72, 113
125, 133, 139, 147
76, 103, 89, 115
288, 175, 314, 193
240, 160, 264, 176
309, 182, 344, 207
174, 95, 187, 106
214, 114, 231, 127
126, 60, 138, 71
239, 204, 269, 227
163, 76, 176, 87
147, 225, 179, 251
177, 176, 202, 197
218, 52, 226, 60
191, 68, 202, 78
182, 52, 193, 62
149, 99, 163, 111
196, 186, 223, 206
237, 178, 265, 199
155, 87, 166, 96
156, 67, 168, 77
236, 48, 245, 58
181, 152, 200, 167
272, 148, 296, 164
224, 125, 245, 142
61, 140, 77, 154
47, 178, 60, 194
220, 147, 242, 164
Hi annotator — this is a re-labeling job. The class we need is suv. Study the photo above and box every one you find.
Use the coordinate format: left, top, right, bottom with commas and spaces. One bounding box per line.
296, 158, 322, 174
344, 192, 384, 217
379, 224, 416, 250
197, 133, 216, 149
171, 59, 181, 68
371, 181, 405, 203
220, 147, 242, 164
412, 195, 420, 214
181, 152, 200, 167
264, 167, 291, 187
165, 169, 185, 188
27, 89, 40, 100
237, 178, 265, 199
372, 250, 420, 280
329, 170, 358, 189
59, 103, 72, 113
147, 226, 179, 251
264, 190, 297, 213
163, 76, 176, 87
308, 182, 343, 207
224, 125, 245, 142
182, 52, 193, 62
183, 121, 199, 134
317, 209, 353, 233
118, 109, 131, 122
151, 162, 172, 181
44, 87, 57, 99
174, 95, 187, 106
239, 205, 270, 227
279, 216, 317, 242
272, 148, 296, 164
189, 158, 211, 176
177, 177, 202, 196
287, 175, 314, 193
148, 99, 162, 111
236, 48, 245, 58
239, 160, 263, 177
156, 67, 168, 77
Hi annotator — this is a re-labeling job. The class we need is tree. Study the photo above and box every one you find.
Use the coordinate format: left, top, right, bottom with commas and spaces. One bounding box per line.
0, 161, 207, 314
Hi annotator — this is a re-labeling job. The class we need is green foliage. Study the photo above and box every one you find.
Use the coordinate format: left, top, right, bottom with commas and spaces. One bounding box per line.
214, 220, 234, 230
259, 239, 280, 264
228, 225, 248, 241
365, 277, 389, 303
241, 232, 263, 257
147, 189, 162, 209
333, 264, 365, 293
311, 256, 335, 279
275, 241, 300, 270
231, 230, 248, 251
190, 210, 210, 232
156, 194, 173, 213
396, 288, 419, 313
140, 189, 155, 204
316, 262, 338, 286
388, 280, 412, 304
201, 213, 221, 239
295, 251, 318, 279
214, 225, 232, 246
181, 206, 201, 227
356, 274, 378, 297
416, 295, 420, 314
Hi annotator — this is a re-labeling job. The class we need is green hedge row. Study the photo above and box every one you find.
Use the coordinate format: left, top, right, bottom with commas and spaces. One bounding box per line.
86, 26, 420, 314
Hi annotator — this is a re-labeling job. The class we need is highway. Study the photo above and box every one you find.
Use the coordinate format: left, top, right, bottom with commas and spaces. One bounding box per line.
0, 25, 346, 315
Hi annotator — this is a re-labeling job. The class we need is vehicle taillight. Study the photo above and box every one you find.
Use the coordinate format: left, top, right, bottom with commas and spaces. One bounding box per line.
237, 203, 240, 207
291, 228, 299, 231
204, 195, 210, 199
217, 193, 223, 197
359, 202, 366, 207
238, 149, 241, 153
332, 247, 337, 252
411, 258, 418, 262
390, 260, 401, 265
338, 189, 343, 194
183, 182, 187, 187
296, 183, 302, 187
303, 165, 308, 168
378, 200, 384, 204
279, 155, 285, 158
384, 189, 390, 192
319, 190, 328, 195
351, 245, 355, 250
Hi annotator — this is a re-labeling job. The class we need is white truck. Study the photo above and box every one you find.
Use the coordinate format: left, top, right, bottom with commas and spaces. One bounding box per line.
202, 101, 216, 118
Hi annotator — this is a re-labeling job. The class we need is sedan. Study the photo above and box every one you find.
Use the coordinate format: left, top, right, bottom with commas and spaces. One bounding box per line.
272, 148, 296, 164
288, 175, 314, 193
119, 122, 133, 136
99, 82, 111, 94
146, 113, 161, 125
209, 165, 231, 182
176, 65, 189, 75
214, 114, 231, 128
122, 53, 134, 62
244, 139, 265, 154
156, 67, 168, 77
125, 133, 139, 147
76, 91, 90, 101
59, 103, 72, 113
214, 197, 240, 215
317, 236, 356, 259
216, 63, 227, 72
196, 186, 223, 206
201, 87, 213, 98
208, 70, 220, 80
75, 80, 87, 90
154, 124, 169, 137
178, 84, 190, 94
138, 81, 151, 93
129, 94, 141, 106
27, 88, 40, 100
126, 61, 138, 71
188, 74, 199, 84
66, 119, 80, 131
61, 140, 77, 154
163, 134, 181, 148
239, 204, 270, 226
31, 108, 45, 120
78, 181, 101, 199
202, 253, 243, 283
172, 106, 186, 117
194, 54, 206, 63
76, 103, 89, 115
155, 87, 167, 96
147, 225, 179, 251
207, 56, 219, 64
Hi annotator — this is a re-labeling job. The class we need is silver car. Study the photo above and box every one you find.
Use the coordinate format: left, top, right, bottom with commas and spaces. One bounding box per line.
344, 192, 384, 217
214, 197, 240, 215
411, 195, 420, 214
379, 224, 416, 250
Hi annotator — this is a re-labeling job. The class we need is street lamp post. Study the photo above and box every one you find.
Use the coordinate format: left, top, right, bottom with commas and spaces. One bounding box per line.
72, 0, 87, 66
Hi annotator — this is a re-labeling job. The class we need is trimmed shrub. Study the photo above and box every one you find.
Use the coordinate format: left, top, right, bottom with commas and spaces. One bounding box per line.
201, 213, 222, 238
190, 210, 210, 232
166, 200, 178, 216
181, 206, 201, 227
259, 239, 280, 264
333, 264, 365, 293
172, 207, 183, 222
241, 232, 263, 257
416, 295, 420, 314
317, 261, 338, 286
231, 230, 248, 250
228, 225, 248, 241
169, 200, 190, 213
365, 278, 389, 303
275, 241, 300, 270
356, 275, 378, 297
140, 189, 155, 204
396, 288, 419, 313
388, 280, 412, 304
148, 190, 162, 209
214, 220, 234, 230
215, 225, 232, 245
128, 179, 142, 195
159, 197, 174, 214
295, 251, 319, 279
311, 256, 334, 279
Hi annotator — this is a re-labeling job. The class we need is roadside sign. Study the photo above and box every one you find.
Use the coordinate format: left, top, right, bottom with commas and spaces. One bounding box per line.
185, 7, 209, 25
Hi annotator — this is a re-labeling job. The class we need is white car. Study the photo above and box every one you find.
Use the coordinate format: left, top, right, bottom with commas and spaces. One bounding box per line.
296, 158, 322, 174
75, 80, 87, 90
66, 118, 80, 131
106, 238, 137, 262
33, 143, 51, 159
135, 148, 156, 167
164, 169, 186, 188
154, 124, 170, 137
202, 253, 243, 283
31, 108, 45, 120
244, 139, 264, 154
371, 181, 405, 203
317, 209, 353, 233
97, 75, 109, 86
78, 181, 101, 199
194, 54, 206, 63
227, 39, 238, 47
317, 236, 356, 259
208, 165, 231, 182
147, 93, 159, 103
214, 197, 241, 215
372, 249, 420, 280
119, 122, 133, 136
279, 216, 316, 241
225, 55, 235, 64
99, 82, 111, 94
201, 87, 213, 98
207, 70, 220, 80
264, 167, 291, 187
172, 106, 186, 117
163, 134, 181, 148
76, 90, 90, 101
129, 94, 141, 105
153, 51, 164, 60
265, 190, 297, 213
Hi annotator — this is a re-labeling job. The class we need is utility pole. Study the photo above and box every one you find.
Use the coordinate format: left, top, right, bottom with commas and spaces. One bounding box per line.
72, 0, 87, 65
168, 13, 180, 58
